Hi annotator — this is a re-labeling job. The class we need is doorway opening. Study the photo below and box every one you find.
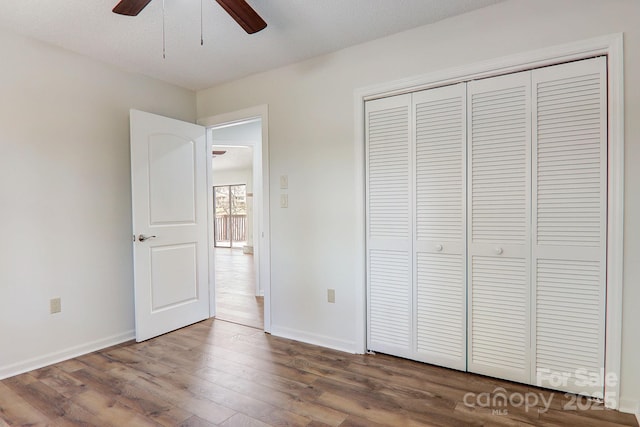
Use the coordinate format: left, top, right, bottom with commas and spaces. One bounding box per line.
209, 119, 264, 329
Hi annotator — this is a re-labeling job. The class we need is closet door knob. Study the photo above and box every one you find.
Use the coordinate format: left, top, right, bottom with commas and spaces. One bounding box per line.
435, 244, 443, 252
495, 247, 503, 255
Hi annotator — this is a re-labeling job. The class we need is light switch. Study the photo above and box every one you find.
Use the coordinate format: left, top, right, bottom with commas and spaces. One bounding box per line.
280, 194, 288, 208
328, 289, 336, 303
280, 175, 288, 189
50, 297, 61, 314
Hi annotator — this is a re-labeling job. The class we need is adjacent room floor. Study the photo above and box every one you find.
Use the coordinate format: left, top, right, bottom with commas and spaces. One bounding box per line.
214, 247, 264, 330
0, 319, 637, 426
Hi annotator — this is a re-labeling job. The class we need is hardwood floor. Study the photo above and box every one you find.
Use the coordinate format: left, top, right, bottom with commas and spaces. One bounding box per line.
0, 319, 637, 426
214, 248, 263, 329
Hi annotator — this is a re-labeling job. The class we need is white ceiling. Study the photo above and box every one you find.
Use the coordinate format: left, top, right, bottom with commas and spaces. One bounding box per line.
212, 119, 260, 171
0, 0, 504, 91
212, 145, 254, 171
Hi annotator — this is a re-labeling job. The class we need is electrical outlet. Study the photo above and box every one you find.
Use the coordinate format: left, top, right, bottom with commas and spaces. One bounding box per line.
280, 194, 288, 208
50, 297, 61, 314
327, 289, 336, 303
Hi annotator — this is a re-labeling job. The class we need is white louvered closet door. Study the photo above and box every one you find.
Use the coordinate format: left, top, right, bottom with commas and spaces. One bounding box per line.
467, 71, 532, 383
365, 94, 413, 358
532, 57, 607, 396
413, 84, 467, 370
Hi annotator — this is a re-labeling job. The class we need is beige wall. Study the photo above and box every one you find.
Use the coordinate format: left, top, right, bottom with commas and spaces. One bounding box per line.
0, 28, 196, 377
197, 0, 640, 411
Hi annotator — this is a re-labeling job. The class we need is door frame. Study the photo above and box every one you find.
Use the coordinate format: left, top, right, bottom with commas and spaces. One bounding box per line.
199, 105, 271, 333
355, 34, 624, 409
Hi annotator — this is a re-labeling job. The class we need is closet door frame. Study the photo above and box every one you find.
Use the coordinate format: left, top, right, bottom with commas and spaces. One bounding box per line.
354, 33, 624, 410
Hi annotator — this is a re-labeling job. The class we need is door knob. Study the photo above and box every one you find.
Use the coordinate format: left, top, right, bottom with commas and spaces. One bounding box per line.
495, 247, 503, 255
138, 234, 157, 242
435, 244, 443, 252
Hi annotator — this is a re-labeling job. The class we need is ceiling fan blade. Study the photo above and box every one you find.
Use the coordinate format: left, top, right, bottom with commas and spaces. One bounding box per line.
215, 0, 267, 34
113, 0, 153, 16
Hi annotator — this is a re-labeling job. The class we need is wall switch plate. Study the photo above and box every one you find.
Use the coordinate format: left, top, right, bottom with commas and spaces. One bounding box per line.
280, 194, 288, 208
50, 297, 61, 314
327, 289, 336, 303
280, 175, 288, 189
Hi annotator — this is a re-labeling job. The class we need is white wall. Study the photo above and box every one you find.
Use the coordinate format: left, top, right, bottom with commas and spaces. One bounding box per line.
0, 28, 196, 377
196, 0, 640, 412
212, 168, 253, 189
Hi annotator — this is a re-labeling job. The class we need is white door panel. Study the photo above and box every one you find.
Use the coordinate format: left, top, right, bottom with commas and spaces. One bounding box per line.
130, 109, 209, 342
467, 71, 532, 383
531, 57, 607, 396
365, 94, 413, 358
413, 84, 466, 370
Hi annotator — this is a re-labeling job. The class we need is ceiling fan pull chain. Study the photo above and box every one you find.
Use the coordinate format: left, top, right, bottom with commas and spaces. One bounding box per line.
162, 0, 166, 59
200, 0, 204, 46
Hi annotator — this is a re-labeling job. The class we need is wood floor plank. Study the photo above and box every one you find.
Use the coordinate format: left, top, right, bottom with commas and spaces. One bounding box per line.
179, 415, 219, 427
72, 389, 160, 427
314, 376, 476, 427
317, 390, 434, 427
538, 406, 639, 427
157, 365, 314, 427
54, 358, 87, 374
103, 345, 177, 378
122, 370, 237, 425
0, 381, 51, 426
195, 366, 347, 426
30, 365, 86, 399
219, 412, 270, 427
49, 399, 108, 427
117, 380, 193, 426
3, 373, 71, 419
336, 414, 396, 427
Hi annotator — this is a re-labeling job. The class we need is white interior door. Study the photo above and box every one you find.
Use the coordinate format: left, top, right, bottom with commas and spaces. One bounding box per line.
130, 109, 209, 342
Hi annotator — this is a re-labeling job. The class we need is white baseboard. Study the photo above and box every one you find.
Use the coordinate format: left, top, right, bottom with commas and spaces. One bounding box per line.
269, 325, 357, 354
0, 330, 135, 380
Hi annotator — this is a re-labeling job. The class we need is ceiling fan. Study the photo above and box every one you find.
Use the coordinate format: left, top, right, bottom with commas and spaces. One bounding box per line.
112, 0, 267, 34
